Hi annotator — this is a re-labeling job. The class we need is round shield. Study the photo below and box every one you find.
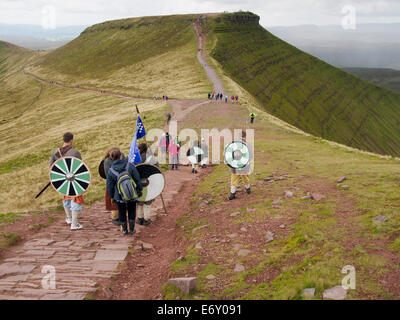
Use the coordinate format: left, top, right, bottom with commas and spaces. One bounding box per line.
187, 146, 204, 164
135, 164, 165, 202
49, 157, 91, 196
98, 159, 106, 179
224, 141, 250, 169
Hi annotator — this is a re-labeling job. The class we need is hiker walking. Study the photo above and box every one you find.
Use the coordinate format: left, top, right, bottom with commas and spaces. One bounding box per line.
166, 132, 170, 152
235, 95, 239, 103
159, 134, 168, 154
137, 143, 158, 226
225, 95, 228, 103
229, 131, 253, 201
250, 112, 256, 124
49, 132, 84, 231
208, 93, 211, 100
231, 95, 235, 103
200, 137, 209, 169
103, 148, 126, 226
166, 113, 172, 125
168, 139, 180, 170
106, 148, 143, 235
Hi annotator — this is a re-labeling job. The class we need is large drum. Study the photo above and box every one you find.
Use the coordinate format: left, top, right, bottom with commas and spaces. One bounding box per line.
49, 157, 91, 196
224, 141, 251, 169
135, 164, 165, 202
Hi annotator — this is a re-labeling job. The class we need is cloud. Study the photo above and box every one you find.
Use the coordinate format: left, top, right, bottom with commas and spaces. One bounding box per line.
0, 0, 399, 27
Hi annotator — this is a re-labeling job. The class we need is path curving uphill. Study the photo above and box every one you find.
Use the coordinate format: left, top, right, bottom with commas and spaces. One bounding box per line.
0, 18, 224, 300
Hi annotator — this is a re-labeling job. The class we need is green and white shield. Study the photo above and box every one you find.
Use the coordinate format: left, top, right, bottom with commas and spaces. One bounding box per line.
224, 141, 250, 169
49, 157, 91, 196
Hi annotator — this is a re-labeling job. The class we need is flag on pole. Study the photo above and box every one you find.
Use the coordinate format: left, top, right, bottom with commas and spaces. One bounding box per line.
136, 115, 146, 139
129, 115, 146, 165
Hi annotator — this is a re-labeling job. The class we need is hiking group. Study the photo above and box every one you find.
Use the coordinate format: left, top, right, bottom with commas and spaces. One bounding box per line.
49, 127, 252, 235
208, 92, 239, 104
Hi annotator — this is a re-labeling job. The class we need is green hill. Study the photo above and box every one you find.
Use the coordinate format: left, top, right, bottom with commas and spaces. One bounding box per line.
343, 68, 400, 94
0, 41, 39, 123
203, 12, 400, 157
28, 14, 211, 99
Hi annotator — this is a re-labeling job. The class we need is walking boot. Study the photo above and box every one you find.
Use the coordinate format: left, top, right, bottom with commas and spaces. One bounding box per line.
64, 207, 72, 225
71, 211, 83, 230
228, 193, 236, 201
143, 219, 152, 227
137, 218, 144, 225
129, 220, 136, 235
122, 222, 128, 235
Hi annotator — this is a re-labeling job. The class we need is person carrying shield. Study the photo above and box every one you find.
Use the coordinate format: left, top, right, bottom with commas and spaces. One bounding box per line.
228, 131, 253, 201
200, 137, 209, 169
137, 143, 159, 226
49, 132, 84, 230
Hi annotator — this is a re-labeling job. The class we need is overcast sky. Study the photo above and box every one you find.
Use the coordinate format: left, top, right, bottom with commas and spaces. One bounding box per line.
1, 0, 400, 27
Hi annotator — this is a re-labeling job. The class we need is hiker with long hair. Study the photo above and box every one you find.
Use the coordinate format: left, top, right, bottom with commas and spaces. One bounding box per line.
136, 143, 159, 226
103, 147, 126, 226
49, 132, 84, 231
106, 148, 143, 235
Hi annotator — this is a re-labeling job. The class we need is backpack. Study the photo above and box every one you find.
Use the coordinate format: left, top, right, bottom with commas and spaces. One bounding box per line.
109, 163, 138, 202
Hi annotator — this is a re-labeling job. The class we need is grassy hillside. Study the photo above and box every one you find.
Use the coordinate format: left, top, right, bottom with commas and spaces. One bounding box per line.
0, 40, 168, 216
0, 41, 40, 123
202, 12, 400, 157
160, 74, 400, 300
27, 15, 211, 99
344, 68, 400, 94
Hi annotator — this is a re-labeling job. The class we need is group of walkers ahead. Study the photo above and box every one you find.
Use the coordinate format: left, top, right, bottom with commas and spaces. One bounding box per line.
49, 132, 157, 236
207, 92, 239, 104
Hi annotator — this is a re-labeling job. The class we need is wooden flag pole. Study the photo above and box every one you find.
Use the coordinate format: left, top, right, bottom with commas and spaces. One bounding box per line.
136, 104, 168, 215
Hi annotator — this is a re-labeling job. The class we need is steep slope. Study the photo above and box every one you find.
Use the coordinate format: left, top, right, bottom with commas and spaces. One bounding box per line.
202, 12, 400, 157
344, 68, 400, 94
0, 41, 39, 123
27, 15, 211, 99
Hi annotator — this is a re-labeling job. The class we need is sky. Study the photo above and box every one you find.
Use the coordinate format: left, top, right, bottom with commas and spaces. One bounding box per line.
1, 0, 400, 27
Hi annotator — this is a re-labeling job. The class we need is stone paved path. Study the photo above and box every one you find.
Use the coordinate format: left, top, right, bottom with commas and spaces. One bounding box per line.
0, 168, 195, 300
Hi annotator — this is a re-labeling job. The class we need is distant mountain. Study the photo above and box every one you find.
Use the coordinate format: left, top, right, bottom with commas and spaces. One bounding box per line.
268, 24, 400, 70
344, 68, 400, 94
0, 24, 87, 50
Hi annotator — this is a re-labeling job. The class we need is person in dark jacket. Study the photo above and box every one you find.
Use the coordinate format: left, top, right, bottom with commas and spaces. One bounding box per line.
106, 148, 143, 235
103, 148, 126, 226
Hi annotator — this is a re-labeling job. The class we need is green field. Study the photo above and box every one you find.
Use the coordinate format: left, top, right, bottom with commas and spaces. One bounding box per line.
202, 12, 400, 157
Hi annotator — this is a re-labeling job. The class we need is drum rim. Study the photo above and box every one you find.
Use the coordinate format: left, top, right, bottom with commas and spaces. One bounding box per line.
49, 156, 92, 197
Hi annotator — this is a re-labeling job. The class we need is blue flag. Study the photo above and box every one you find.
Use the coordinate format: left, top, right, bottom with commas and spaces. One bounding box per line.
129, 115, 146, 165
136, 115, 146, 139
